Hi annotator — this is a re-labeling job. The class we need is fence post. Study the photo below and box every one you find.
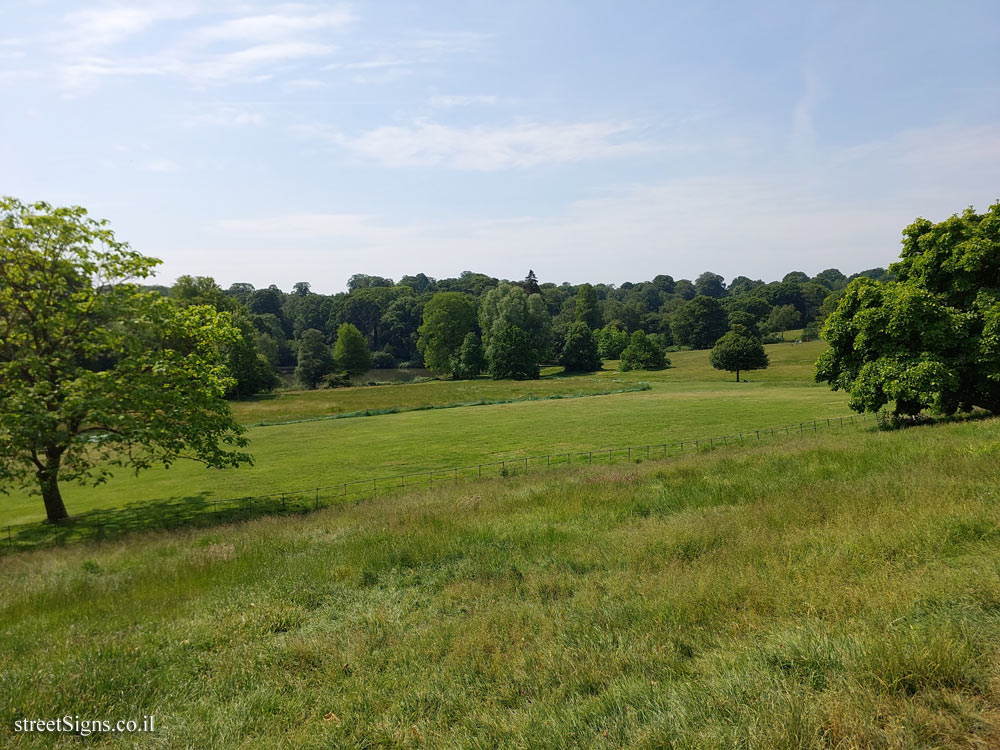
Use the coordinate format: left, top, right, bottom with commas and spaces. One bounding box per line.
723, 436, 727, 446
608, 449, 612, 463
456, 467, 459, 481
588, 451, 592, 464
547, 454, 551, 467
524, 458, 528, 473
281, 493, 286, 511
372, 478, 376, 494
479, 464, 482, 478
813, 420, 817, 431
343, 483, 347, 498
628, 447, 631, 462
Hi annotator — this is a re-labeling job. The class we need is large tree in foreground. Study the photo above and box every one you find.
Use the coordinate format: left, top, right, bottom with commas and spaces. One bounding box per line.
0, 198, 252, 521
816, 203, 1000, 416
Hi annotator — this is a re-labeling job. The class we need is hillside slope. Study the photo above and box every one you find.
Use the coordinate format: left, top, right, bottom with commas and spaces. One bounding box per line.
3, 418, 1000, 748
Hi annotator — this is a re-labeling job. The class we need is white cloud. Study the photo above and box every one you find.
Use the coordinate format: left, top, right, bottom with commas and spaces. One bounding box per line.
192, 7, 355, 44
210, 121, 1000, 290
306, 119, 658, 170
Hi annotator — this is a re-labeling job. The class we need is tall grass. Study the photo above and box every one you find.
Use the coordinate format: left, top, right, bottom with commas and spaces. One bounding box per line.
3, 418, 1000, 748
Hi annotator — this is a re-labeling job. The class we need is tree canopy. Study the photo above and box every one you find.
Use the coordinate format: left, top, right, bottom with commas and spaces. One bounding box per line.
710, 325, 769, 381
333, 323, 372, 377
620, 331, 668, 371
559, 322, 602, 372
0, 198, 251, 521
816, 203, 1000, 416
295, 328, 333, 389
417, 292, 477, 373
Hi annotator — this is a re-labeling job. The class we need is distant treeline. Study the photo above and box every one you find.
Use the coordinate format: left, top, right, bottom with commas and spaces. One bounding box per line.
147, 266, 892, 394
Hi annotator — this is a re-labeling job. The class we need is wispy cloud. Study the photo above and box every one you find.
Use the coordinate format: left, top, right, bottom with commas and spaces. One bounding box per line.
302, 119, 658, 170
36, 3, 355, 91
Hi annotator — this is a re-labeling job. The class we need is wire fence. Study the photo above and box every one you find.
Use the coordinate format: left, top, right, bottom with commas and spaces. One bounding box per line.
2, 413, 869, 555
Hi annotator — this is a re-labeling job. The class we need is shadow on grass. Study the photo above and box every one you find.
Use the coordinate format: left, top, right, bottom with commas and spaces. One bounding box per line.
3, 489, 324, 554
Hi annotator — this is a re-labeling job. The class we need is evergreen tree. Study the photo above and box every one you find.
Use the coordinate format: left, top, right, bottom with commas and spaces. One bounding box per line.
486, 324, 539, 380
333, 323, 372, 377
559, 322, 602, 372
710, 325, 769, 381
295, 328, 333, 389
522, 269, 541, 296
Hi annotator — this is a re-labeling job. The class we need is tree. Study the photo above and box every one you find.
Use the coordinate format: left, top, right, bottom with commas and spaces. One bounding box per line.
710, 325, 770, 381
226, 313, 281, 398
767, 304, 801, 340
333, 323, 372, 377
295, 329, 333, 389
674, 279, 696, 300
620, 331, 669, 371
522, 269, 541, 296
817, 203, 1000, 416
347, 274, 393, 292
559, 322, 602, 372
452, 332, 486, 379
694, 271, 727, 298
478, 283, 552, 361
574, 283, 603, 329
596, 324, 629, 359
783, 271, 810, 284
812, 268, 847, 290
486, 324, 539, 380
0, 198, 251, 522
417, 292, 477, 373
671, 295, 729, 349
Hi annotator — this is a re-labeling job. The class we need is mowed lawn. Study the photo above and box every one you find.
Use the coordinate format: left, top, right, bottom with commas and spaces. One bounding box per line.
1, 341, 846, 526
3, 419, 1000, 748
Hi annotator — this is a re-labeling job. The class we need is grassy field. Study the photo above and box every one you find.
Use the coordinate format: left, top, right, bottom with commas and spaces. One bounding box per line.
1, 340, 846, 526
3, 417, 1000, 748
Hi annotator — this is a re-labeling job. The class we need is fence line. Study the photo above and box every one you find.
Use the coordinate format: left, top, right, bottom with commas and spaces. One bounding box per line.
3, 413, 868, 554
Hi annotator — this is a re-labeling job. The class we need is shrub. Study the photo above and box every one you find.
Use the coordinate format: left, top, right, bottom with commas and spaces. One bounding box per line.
371, 350, 396, 369
620, 331, 669, 371
596, 324, 628, 359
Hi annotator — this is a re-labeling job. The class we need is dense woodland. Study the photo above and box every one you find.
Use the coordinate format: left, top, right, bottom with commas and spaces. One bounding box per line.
148, 265, 894, 394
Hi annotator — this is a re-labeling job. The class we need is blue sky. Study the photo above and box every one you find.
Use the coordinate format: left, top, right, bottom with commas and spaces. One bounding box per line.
2, 1, 999, 293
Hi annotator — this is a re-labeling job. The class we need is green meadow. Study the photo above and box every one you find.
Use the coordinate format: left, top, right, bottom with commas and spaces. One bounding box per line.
3, 416, 1000, 748
1, 340, 846, 527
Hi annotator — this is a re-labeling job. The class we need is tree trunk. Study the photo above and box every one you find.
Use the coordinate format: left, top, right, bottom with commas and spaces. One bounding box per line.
736, 370, 740, 382
38, 453, 69, 522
